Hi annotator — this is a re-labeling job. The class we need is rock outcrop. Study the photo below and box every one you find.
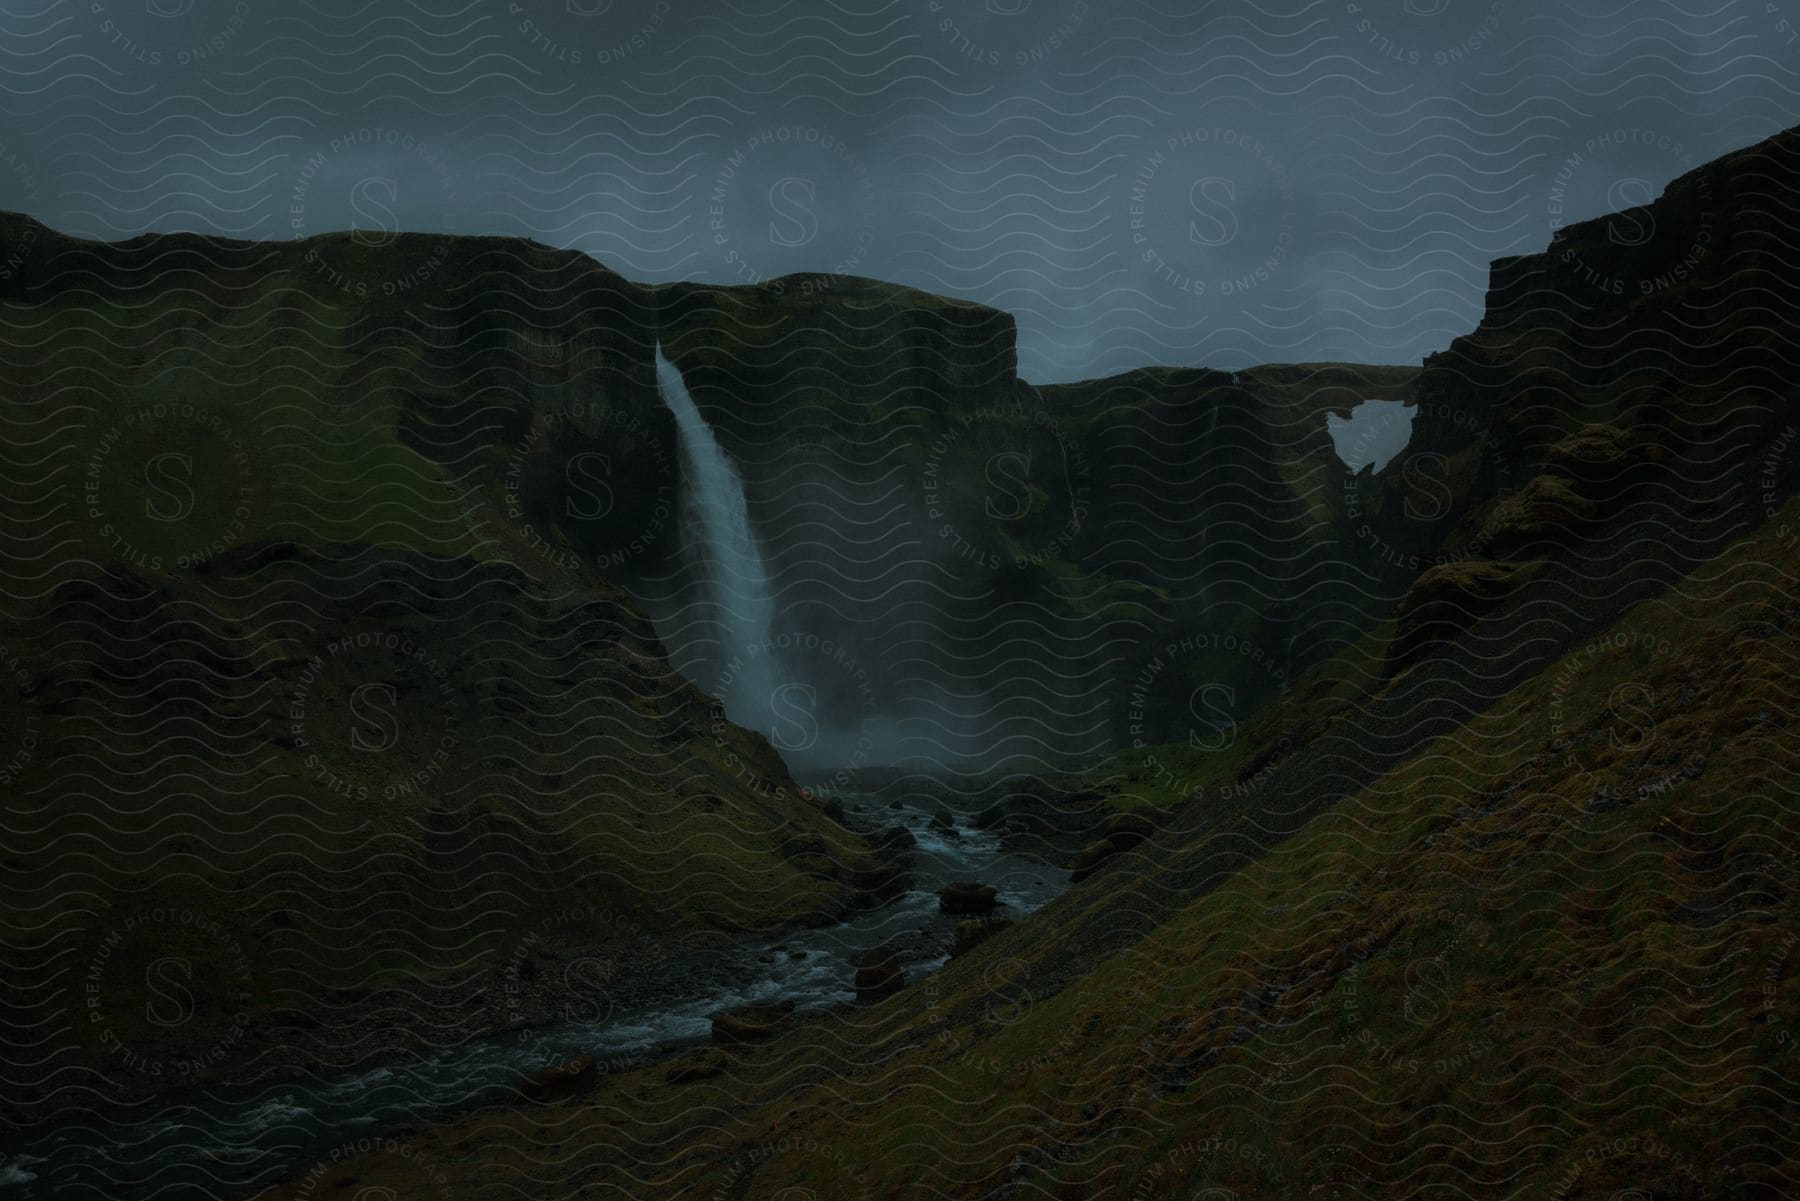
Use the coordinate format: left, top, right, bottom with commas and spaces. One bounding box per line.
853, 945, 905, 1000
938, 882, 999, 915
711, 1001, 797, 1046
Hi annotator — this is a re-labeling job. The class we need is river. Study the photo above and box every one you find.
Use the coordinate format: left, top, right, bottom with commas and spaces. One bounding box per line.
0, 780, 1068, 1198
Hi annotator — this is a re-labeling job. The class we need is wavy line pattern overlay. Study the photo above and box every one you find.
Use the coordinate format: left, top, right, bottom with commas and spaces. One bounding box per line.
0, 3, 1796, 1199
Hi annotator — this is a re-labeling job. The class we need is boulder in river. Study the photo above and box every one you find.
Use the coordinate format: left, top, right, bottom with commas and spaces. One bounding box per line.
516, 1054, 598, 1103
939, 881, 999, 915
711, 1000, 797, 1046
854, 944, 905, 1000
875, 825, 917, 851
856, 828, 917, 903
929, 807, 960, 838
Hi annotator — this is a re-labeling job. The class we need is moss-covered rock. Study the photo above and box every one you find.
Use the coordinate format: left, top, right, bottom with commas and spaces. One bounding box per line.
854, 943, 905, 999
1390, 559, 1545, 669
939, 881, 1000, 915
711, 1000, 796, 1046
0, 543, 873, 1122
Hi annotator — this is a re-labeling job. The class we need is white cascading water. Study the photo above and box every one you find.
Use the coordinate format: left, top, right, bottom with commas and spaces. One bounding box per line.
655, 345, 785, 730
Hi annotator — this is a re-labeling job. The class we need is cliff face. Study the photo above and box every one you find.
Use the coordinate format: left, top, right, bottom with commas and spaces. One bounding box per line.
651, 280, 1419, 771
0, 206, 1430, 1118
1036, 362, 1421, 739
0, 217, 689, 578
647, 276, 1079, 774
0, 218, 886, 1121
3, 122, 1786, 790
658, 273, 1024, 432
0, 213, 1423, 777
8, 119, 1794, 1140
1367, 125, 1800, 668
240, 122, 1800, 1201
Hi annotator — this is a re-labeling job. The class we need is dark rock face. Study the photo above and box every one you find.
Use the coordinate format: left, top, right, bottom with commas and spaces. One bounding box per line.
874, 826, 917, 851
1037, 361, 1425, 723
853, 945, 905, 1000
938, 882, 999, 915
658, 275, 1022, 425
0, 208, 1425, 778
639, 277, 1419, 772
1372, 125, 1800, 675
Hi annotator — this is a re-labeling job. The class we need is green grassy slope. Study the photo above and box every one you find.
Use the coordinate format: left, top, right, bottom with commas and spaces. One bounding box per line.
0, 222, 881, 1122
277, 492, 1796, 1201
248, 122, 1800, 1201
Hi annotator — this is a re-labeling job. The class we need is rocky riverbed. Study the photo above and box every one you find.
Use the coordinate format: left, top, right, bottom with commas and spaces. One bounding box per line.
0, 774, 1074, 1199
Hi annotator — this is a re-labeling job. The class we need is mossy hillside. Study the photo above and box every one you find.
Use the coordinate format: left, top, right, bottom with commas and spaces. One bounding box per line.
656, 273, 1022, 447
2, 287, 492, 571
291, 496, 1799, 1200
852, 503, 1793, 1200
1098, 614, 1399, 817
1384, 127, 1800, 586
0, 216, 684, 585
0, 544, 874, 1118
2, 213, 1430, 770
0, 225, 878, 1111
1387, 558, 1547, 670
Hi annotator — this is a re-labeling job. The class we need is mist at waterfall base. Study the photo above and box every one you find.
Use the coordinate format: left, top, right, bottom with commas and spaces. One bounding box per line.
652, 348, 909, 783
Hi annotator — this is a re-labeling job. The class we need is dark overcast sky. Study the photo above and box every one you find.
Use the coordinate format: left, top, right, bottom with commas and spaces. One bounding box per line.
0, 0, 1793, 382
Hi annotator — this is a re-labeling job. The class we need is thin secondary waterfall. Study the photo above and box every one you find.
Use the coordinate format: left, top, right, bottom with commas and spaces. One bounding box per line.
655, 345, 785, 729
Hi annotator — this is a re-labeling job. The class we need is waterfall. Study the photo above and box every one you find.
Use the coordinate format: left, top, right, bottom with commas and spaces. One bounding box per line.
655, 345, 785, 729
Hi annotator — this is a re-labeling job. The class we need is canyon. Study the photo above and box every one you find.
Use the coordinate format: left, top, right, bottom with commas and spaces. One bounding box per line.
0, 122, 1795, 1199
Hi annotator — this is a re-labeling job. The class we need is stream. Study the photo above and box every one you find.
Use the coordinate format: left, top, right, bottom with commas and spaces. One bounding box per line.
0, 781, 1068, 1198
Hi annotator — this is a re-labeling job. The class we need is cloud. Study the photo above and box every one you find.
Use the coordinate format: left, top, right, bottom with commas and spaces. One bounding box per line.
0, 0, 1789, 381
